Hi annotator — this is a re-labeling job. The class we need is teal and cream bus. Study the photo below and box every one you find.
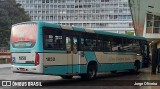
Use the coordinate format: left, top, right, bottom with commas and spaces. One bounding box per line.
10, 21, 150, 80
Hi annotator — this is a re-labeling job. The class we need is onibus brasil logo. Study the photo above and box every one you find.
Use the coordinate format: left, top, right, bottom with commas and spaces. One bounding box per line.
1, 81, 42, 87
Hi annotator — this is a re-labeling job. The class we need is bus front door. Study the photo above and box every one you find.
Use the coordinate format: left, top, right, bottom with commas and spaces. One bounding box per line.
66, 36, 79, 74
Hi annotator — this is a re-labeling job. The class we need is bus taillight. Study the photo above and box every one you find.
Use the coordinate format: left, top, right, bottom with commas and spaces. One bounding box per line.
35, 52, 40, 66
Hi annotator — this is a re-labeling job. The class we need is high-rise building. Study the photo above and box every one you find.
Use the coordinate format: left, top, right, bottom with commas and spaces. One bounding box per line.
16, 0, 133, 34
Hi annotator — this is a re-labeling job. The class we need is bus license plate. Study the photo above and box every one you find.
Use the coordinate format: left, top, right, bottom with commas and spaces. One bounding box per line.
19, 56, 26, 60
19, 68, 25, 71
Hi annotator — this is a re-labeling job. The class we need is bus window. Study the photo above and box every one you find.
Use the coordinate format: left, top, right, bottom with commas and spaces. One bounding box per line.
73, 37, 78, 53
122, 38, 133, 52
112, 37, 123, 52
140, 41, 148, 56
11, 24, 37, 48
133, 40, 141, 54
103, 38, 112, 52
43, 27, 64, 50
97, 35, 103, 51
81, 38, 96, 51
45, 35, 54, 48
80, 33, 96, 51
97, 39, 103, 51
66, 37, 71, 53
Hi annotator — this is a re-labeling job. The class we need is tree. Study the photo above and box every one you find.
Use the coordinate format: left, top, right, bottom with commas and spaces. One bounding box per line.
0, 0, 30, 48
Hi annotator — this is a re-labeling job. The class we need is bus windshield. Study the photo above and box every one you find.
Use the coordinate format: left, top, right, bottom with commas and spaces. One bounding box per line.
11, 24, 38, 48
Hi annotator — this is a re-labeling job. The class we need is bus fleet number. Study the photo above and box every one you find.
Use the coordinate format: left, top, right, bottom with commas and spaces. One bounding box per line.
46, 57, 55, 61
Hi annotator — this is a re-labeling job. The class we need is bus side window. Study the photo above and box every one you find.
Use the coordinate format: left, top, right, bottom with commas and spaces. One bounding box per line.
73, 37, 78, 53
112, 37, 123, 52
66, 37, 71, 53
122, 38, 133, 52
97, 39, 103, 51
103, 36, 112, 52
103, 40, 112, 52
43, 27, 64, 50
45, 35, 54, 49
133, 40, 141, 54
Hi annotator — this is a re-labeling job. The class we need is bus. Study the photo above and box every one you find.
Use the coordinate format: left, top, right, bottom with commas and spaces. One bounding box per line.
10, 21, 150, 80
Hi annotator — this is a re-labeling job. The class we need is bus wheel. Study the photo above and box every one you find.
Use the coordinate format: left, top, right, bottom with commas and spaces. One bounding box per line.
81, 64, 97, 80
61, 75, 73, 79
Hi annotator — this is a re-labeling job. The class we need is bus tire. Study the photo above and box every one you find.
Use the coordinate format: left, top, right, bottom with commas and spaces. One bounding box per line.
81, 64, 97, 80
60, 75, 73, 79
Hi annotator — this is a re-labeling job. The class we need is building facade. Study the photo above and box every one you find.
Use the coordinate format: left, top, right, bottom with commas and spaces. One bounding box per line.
144, 14, 160, 40
16, 0, 133, 34
129, 0, 160, 40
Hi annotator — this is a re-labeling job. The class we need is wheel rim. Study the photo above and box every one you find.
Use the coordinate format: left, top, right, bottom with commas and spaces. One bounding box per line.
89, 69, 95, 78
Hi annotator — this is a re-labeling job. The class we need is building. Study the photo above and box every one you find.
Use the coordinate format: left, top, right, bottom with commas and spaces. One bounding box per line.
0, 48, 10, 64
129, 0, 160, 41
16, 0, 133, 34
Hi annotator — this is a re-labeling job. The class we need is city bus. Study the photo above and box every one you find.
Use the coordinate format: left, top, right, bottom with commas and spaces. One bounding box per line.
10, 21, 150, 80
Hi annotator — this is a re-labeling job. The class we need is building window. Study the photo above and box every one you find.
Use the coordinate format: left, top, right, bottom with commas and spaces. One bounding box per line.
38, 5, 41, 9
146, 14, 153, 33
46, 0, 49, 3
42, 0, 45, 3
54, 0, 57, 3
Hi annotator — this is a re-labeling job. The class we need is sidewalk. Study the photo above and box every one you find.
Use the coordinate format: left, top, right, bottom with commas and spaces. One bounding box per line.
0, 64, 11, 68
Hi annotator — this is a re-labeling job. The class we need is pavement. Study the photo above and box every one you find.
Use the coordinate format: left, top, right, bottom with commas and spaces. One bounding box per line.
0, 64, 11, 68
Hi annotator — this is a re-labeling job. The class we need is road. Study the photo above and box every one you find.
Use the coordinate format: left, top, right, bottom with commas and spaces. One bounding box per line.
0, 67, 160, 89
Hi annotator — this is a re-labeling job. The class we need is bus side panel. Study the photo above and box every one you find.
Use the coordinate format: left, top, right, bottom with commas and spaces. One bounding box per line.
97, 63, 135, 72
72, 52, 87, 74
95, 52, 143, 72
83, 51, 98, 70
83, 51, 97, 62
43, 66, 68, 75
43, 52, 88, 75
43, 53, 68, 75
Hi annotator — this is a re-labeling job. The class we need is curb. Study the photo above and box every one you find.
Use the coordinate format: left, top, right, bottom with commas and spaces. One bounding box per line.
0, 64, 11, 68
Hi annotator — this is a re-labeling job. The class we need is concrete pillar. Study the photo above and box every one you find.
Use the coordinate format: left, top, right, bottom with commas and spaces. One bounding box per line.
151, 43, 158, 74
157, 49, 160, 73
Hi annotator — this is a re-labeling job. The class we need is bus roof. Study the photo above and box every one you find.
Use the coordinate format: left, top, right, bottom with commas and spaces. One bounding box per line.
94, 30, 146, 40
12, 21, 38, 27
12, 21, 146, 41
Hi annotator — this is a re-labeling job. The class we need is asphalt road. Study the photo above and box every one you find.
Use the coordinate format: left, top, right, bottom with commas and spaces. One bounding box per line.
0, 67, 160, 89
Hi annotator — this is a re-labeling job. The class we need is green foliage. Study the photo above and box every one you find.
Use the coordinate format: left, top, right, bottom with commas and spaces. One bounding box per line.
125, 31, 135, 36
0, 0, 30, 48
